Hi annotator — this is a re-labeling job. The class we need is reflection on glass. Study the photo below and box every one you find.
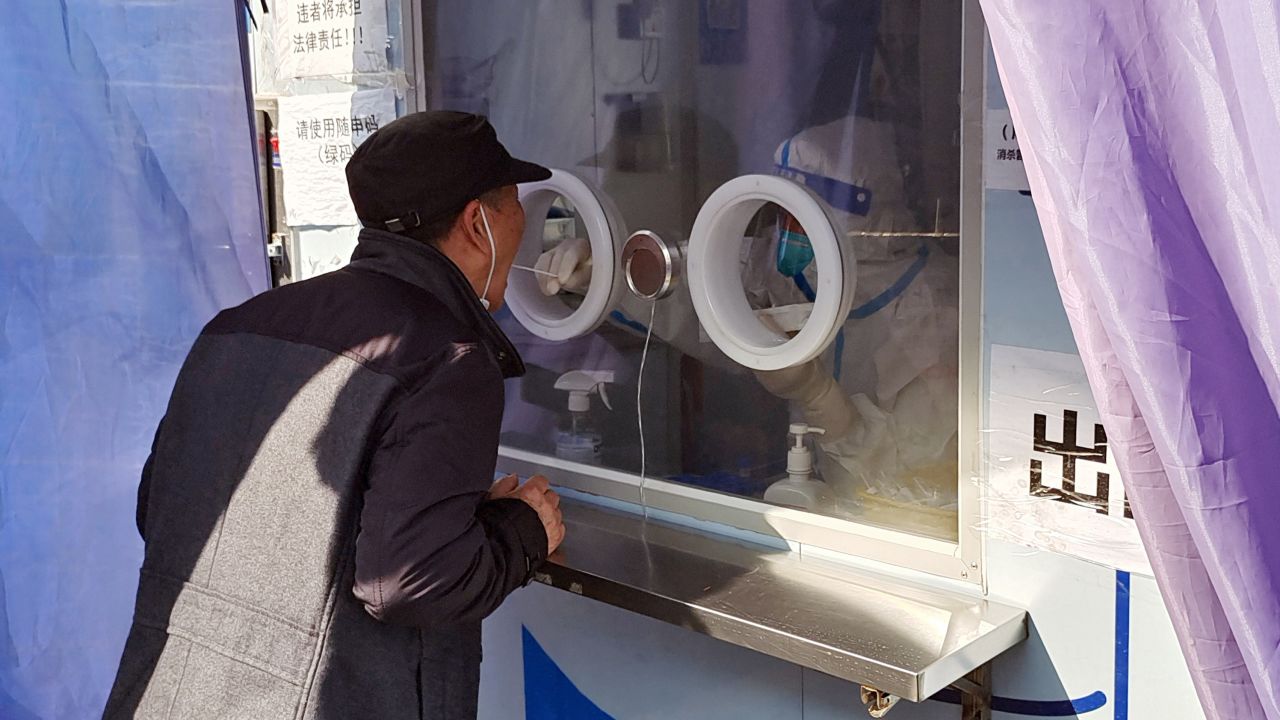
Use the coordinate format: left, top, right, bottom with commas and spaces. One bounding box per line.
426, 0, 963, 541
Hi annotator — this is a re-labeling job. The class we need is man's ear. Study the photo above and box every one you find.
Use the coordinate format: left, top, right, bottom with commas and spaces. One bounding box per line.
458, 198, 489, 251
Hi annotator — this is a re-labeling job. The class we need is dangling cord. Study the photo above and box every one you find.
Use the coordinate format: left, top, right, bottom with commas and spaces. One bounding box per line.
636, 299, 658, 519
477, 205, 498, 309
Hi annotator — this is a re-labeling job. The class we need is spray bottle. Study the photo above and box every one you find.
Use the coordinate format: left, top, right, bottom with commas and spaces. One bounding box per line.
554, 370, 614, 465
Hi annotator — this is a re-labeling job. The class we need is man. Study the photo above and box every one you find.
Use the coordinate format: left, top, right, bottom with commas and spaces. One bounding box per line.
104, 111, 565, 719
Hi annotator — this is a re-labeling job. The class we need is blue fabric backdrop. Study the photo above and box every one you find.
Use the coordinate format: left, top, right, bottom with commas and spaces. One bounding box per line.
0, 2, 266, 716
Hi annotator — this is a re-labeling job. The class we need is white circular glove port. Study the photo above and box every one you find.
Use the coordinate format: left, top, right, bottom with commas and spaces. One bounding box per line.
687, 174, 855, 371
507, 170, 626, 341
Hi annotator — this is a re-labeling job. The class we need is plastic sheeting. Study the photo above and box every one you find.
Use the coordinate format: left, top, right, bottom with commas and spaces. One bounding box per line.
0, 2, 265, 717
982, 2, 1280, 718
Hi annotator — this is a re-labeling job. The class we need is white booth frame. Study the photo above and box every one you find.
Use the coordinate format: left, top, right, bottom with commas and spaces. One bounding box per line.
405, 0, 989, 588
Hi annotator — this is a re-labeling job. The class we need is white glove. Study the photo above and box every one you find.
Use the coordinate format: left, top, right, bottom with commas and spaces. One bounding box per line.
534, 237, 593, 296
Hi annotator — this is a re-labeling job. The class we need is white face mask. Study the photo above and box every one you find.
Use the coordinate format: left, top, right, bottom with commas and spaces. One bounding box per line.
478, 204, 498, 310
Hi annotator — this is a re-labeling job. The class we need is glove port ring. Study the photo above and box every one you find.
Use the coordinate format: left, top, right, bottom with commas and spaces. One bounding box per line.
509, 170, 626, 341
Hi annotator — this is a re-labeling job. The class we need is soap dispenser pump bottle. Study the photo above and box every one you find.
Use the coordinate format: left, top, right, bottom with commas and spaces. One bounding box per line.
553, 370, 614, 465
763, 423, 835, 511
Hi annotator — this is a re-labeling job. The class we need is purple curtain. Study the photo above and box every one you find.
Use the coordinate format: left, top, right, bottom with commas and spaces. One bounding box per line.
981, 2, 1280, 718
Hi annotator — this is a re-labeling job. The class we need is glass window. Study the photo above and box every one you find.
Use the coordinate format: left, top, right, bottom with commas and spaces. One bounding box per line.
424, 0, 964, 542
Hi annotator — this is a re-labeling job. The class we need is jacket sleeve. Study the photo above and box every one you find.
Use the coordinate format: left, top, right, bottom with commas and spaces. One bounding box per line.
136, 418, 165, 541
352, 344, 548, 628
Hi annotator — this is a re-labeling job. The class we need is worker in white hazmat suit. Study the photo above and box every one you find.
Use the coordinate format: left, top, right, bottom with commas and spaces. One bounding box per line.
752, 114, 960, 529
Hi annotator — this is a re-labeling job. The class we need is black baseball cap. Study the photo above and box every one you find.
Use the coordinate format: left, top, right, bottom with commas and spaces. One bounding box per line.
345, 111, 552, 234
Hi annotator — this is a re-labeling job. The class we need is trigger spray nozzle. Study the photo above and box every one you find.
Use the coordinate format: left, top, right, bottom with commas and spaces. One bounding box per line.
555, 370, 615, 412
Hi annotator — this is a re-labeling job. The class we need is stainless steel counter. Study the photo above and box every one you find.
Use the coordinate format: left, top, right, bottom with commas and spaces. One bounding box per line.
533, 498, 1026, 704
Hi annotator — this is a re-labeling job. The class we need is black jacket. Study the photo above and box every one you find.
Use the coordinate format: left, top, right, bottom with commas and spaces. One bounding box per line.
105, 229, 546, 719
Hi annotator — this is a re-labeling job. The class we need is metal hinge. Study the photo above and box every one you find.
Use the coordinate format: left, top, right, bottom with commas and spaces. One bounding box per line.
860, 686, 900, 718
266, 233, 287, 259
860, 663, 992, 719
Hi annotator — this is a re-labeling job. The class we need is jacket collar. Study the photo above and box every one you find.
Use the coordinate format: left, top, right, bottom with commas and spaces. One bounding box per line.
349, 228, 525, 379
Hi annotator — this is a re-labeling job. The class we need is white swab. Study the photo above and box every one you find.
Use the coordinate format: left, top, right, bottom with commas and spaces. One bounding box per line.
511, 264, 559, 278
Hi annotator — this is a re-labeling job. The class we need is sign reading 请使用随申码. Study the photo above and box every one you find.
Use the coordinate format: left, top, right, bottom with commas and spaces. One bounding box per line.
277, 88, 396, 226
987, 344, 1151, 575
273, 0, 388, 80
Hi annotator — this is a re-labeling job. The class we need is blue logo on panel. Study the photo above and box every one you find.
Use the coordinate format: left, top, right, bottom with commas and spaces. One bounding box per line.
523, 627, 614, 720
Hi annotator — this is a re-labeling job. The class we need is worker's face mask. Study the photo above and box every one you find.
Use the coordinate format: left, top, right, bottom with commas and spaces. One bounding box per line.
775, 213, 815, 278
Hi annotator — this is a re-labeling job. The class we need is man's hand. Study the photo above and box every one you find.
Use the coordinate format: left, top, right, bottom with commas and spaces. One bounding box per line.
488, 474, 520, 499
534, 237, 592, 296
489, 474, 565, 555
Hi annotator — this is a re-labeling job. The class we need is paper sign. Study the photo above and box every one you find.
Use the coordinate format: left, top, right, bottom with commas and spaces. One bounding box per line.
273, 0, 388, 80
984, 108, 1031, 192
295, 225, 360, 279
277, 88, 395, 226
987, 344, 1151, 575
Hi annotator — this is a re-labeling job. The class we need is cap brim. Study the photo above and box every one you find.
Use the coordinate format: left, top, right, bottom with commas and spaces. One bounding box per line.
502, 158, 553, 185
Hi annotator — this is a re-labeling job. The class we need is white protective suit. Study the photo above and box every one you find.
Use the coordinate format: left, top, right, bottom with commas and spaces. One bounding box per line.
753, 114, 960, 517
